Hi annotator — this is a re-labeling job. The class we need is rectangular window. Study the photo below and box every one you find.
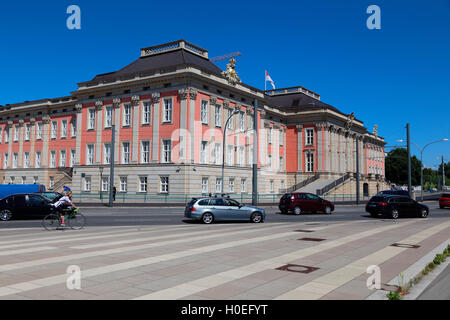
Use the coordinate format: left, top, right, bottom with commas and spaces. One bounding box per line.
163, 98, 172, 123
105, 106, 113, 128
4, 127, 9, 143
35, 151, 41, 168
122, 104, 131, 126
239, 111, 245, 131
103, 143, 111, 165
84, 177, 91, 192
248, 147, 253, 166
214, 143, 221, 165
49, 151, 56, 168
86, 144, 94, 165
200, 141, 207, 164
215, 105, 222, 127
215, 178, 222, 193
51, 121, 57, 139
49, 176, 54, 189
4, 153, 8, 168
101, 177, 109, 192
160, 176, 169, 193
229, 178, 235, 193
139, 176, 148, 192
121, 142, 130, 164
23, 152, 30, 168
268, 127, 273, 144
306, 152, 314, 172
36, 122, 42, 140
161, 139, 172, 163
141, 141, 150, 164
270, 180, 274, 193
0, 127, 3, 143
281, 180, 285, 192
120, 176, 127, 192
305, 128, 314, 146
249, 116, 254, 130
227, 108, 234, 129
239, 147, 245, 167
88, 109, 96, 130
201, 177, 208, 194
71, 119, 77, 137
279, 130, 283, 145
14, 125, 19, 141
241, 179, 247, 193
59, 150, 66, 167
25, 124, 31, 141
280, 156, 284, 171
22, 176, 26, 184
70, 149, 76, 167
12, 153, 18, 168
61, 120, 67, 138
227, 145, 233, 166
142, 101, 151, 125
201, 100, 209, 124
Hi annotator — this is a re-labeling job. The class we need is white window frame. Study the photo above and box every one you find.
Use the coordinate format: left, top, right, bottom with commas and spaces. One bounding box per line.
88, 109, 96, 130
25, 123, 31, 141
161, 139, 172, 163
142, 101, 151, 125
227, 108, 234, 130
239, 111, 245, 132
139, 176, 148, 193
306, 152, 314, 172
201, 177, 208, 194
101, 177, 109, 192
61, 120, 67, 138
36, 122, 42, 140
4, 127, 9, 143
59, 150, 66, 167
0, 127, 3, 143
227, 145, 234, 166
305, 128, 314, 146
239, 147, 245, 167
49, 151, 56, 168
120, 176, 127, 192
215, 178, 222, 193
86, 144, 94, 165
49, 176, 54, 189
162, 98, 173, 123
200, 141, 207, 164
105, 106, 113, 128
122, 103, 132, 127
51, 121, 57, 139
23, 152, 30, 168
201, 100, 209, 125
103, 143, 111, 165
141, 140, 150, 164
214, 143, 221, 165
160, 176, 169, 193
215, 105, 222, 127
14, 125, 19, 141
84, 177, 91, 192
270, 180, 274, 193
70, 149, 76, 167
71, 119, 77, 137
121, 142, 130, 164
229, 178, 235, 193
241, 179, 246, 193
35, 151, 41, 168
12, 152, 18, 168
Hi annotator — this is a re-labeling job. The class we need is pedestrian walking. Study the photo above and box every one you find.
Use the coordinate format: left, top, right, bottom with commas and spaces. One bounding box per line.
113, 186, 116, 201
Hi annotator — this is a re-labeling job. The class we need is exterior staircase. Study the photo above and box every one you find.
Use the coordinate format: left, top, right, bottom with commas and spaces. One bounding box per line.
50, 167, 73, 192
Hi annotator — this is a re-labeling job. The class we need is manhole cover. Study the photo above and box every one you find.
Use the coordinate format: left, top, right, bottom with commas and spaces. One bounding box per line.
390, 243, 420, 249
276, 264, 319, 274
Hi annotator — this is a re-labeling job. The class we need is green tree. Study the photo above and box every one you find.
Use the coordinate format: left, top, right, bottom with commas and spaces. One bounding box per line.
385, 148, 421, 185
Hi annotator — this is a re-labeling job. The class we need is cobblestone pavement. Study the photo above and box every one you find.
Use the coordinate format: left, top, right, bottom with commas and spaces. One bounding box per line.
0, 211, 449, 300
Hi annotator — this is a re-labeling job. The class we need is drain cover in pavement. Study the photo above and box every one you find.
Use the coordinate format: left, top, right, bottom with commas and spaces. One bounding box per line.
276, 264, 319, 274
390, 243, 420, 249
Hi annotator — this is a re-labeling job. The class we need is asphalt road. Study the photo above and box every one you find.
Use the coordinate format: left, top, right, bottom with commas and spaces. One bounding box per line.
1, 201, 448, 229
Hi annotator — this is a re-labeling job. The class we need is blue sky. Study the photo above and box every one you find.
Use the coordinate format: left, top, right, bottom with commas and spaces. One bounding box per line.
0, 0, 449, 167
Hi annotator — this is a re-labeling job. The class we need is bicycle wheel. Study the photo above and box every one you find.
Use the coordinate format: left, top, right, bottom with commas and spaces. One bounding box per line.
68, 213, 86, 230
42, 214, 61, 231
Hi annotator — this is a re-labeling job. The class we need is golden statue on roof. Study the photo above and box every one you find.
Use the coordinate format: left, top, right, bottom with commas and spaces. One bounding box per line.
222, 58, 241, 85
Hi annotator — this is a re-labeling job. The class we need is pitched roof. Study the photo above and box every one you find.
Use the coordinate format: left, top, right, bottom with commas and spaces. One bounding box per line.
90, 49, 223, 82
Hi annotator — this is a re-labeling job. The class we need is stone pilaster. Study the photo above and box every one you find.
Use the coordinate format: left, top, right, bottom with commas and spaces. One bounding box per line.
95, 101, 103, 164
151, 93, 160, 162
178, 89, 188, 163
188, 88, 197, 164
30, 118, 36, 167
18, 119, 24, 167
42, 115, 50, 168
296, 124, 303, 172
131, 95, 140, 163
75, 104, 82, 165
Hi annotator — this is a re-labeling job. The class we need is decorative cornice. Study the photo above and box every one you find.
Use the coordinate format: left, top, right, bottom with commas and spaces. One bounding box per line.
75, 103, 83, 113
223, 99, 230, 108
189, 88, 198, 100
18, 119, 24, 126
152, 93, 160, 104
235, 103, 242, 111
178, 89, 188, 100
209, 95, 217, 105
30, 118, 36, 124
42, 115, 51, 124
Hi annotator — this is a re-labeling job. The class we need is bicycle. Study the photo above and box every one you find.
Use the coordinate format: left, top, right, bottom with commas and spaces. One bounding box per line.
42, 207, 86, 231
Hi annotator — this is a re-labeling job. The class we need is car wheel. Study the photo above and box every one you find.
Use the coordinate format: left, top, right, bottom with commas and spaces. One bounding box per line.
201, 212, 214, 224
251, 212, 263, 223
391, 209, 399, 219
324, 206, 332, 214
419, 209, 429, 218
294, 206, 302, 215
0, 209, 12, 221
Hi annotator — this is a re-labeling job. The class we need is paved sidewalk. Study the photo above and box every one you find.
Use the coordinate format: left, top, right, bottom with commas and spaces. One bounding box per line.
0, 218, 448, 300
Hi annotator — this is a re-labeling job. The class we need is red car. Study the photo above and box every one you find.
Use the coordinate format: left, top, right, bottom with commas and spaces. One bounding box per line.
279, 193, 335, 215
439, 193, 450, 209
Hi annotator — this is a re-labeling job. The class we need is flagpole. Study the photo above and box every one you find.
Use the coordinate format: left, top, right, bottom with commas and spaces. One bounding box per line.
264, 70, 266, 91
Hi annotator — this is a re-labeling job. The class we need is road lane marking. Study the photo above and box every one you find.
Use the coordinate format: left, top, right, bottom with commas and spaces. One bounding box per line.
0, 246, 57, 256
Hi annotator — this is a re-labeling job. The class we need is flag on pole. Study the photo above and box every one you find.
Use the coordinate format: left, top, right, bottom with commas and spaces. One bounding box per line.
265, 70, 275, 90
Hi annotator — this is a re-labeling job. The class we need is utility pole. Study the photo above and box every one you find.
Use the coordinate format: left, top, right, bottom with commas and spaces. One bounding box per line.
108, 124, 115, 207
443, 156, 446, 190
406, 123, 412, 198
252, 99, 258, 206
356, 137, 360, 204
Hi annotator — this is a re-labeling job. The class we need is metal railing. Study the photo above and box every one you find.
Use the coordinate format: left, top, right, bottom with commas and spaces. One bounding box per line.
285, 174, 320, 193
317, 173, 351, 195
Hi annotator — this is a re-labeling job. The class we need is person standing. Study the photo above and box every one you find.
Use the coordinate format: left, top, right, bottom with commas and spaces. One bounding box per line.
113, 186, 116, 201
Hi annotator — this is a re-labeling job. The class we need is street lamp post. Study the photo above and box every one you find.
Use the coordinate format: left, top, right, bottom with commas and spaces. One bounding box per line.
221, 107, 240, 194
99, 166, 104, 200
420, 139, 448, 201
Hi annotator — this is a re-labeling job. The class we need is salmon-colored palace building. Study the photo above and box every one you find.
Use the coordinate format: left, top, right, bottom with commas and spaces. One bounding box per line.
0, 40, 388, 201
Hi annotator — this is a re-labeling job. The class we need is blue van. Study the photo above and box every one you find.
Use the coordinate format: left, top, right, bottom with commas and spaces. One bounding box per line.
0, 184, 46, 200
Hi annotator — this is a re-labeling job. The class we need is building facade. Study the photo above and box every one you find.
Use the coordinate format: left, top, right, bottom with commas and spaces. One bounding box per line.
0, 40, 388, 202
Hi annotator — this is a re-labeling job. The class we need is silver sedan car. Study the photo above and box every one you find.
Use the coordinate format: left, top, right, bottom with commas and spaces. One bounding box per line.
184, 197, 266, 224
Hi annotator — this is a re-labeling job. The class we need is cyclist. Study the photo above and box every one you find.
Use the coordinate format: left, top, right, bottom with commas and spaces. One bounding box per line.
52, 190, 77, 227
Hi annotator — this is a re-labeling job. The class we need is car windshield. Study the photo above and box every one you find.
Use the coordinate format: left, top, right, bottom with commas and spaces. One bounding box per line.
40, 193, 59, 201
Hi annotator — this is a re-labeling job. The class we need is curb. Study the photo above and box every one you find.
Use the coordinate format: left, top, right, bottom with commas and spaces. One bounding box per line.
366, 239, 450, 300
